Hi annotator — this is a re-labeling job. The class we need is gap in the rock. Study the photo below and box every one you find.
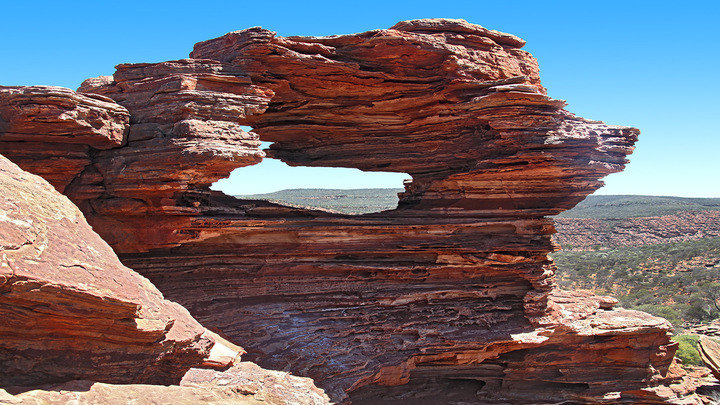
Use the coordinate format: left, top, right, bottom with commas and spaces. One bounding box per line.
211, 127, 411, 215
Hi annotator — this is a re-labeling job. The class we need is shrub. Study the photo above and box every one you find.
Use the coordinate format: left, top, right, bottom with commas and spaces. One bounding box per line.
672, 334, 702, 366
553, 236, 720, 326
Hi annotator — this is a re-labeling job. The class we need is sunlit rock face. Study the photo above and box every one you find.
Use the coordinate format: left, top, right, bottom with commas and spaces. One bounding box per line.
0, 18, 698, 404
0, 154, 212, 386
0, 106, 329, 403
0, 362, 330, 404
0, 85, 129, 192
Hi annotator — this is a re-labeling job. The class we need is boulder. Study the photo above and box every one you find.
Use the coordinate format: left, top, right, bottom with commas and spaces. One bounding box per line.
0, 154, 213, 386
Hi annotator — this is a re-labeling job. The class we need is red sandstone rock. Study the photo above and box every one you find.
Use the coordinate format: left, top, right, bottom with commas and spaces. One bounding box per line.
0, 18, 694, 404
71, 59, 273, 251
191, 18, 636, 217
0, 86, 128, 192
0, 362, 330, 404
699, 336, 720, 381
0, 86, 127, 148
0, 154, 222, 386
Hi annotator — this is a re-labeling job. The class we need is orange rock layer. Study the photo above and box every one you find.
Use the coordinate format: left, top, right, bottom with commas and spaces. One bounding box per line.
0, 18, 697, 403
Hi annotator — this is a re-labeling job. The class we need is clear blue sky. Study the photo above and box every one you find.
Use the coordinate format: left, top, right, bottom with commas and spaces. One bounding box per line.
2, 1, 718, 196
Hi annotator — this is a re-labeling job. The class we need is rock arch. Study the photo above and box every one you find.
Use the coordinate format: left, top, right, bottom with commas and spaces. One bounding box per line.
0, 19, 690, 404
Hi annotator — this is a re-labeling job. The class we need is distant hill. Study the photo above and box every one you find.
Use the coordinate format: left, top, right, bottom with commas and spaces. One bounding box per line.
236, 189, 720, 218
235, 188, 402, 214
556, 195, 720, 219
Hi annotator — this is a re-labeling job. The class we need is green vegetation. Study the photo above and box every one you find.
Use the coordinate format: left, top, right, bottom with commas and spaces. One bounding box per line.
555, 195, 720, 219
553, 194, 720, 329
236, 188, 402, 214
672, 334, 702, 366
553, 237, 720, 326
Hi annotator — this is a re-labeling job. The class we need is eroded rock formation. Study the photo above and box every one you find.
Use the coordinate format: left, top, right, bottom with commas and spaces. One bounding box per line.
0, 154, 214, 386
0, 153, 328, 403
0, 18, 700, 403
0, 362, 329, 404
699, 337, 720, 381
0, 86, 128, 192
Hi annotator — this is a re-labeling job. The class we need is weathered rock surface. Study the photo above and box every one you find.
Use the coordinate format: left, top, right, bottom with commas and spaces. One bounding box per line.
689, 320, 720, 338
0, 362, 330, 405
699, 336, 720, 381
0, 18, 696, 403
71, 59, 272, 252
190, 19, 637, 218
0, 86, 129, 192
0, 154, 216, 386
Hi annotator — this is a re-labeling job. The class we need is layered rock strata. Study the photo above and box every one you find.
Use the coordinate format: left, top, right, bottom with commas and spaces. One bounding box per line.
0, 18, 693, 403
699, 337, 720, 381
190, 19, 637, 217
0, 85, 128, 192
0, 155, 216, 386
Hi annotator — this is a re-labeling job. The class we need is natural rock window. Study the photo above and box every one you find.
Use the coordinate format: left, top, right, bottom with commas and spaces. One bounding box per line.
0, 18, 696, 404
212, 133, 411, 214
